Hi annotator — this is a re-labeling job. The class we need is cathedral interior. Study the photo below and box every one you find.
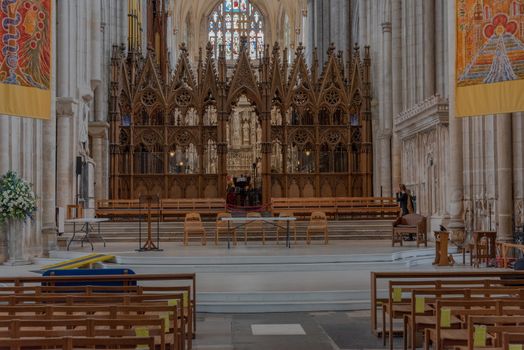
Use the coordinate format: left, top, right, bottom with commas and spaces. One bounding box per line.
3, 1, 524, 349
0, 0, 523, 286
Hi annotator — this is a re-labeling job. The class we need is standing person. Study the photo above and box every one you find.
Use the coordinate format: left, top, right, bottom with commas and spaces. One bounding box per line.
396, 184, 409, 216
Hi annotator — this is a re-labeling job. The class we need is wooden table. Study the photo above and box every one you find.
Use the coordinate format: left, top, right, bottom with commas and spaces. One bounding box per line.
66, 218, 109, 251
221, 216, 297, 249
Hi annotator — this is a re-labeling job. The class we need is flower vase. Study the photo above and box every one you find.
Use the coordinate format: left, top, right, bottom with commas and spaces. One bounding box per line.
4, 219, 31, 266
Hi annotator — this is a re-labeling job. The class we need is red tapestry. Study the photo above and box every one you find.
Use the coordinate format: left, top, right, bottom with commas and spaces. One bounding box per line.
0, 0, 51, 90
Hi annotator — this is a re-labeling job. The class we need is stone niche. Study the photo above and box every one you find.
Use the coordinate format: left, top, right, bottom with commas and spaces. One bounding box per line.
394, 95, 449, 233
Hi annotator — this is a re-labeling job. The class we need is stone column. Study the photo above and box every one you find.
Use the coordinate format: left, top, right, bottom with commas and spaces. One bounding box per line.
0, 117, 9, 173
56, 98, 76, 208
89, 121, 109, 201
380, 19, 392, 196
496, 114, 513, 241
391, 0, 402, 190
513, 112, 524, 229
447, 0, 464, 230
423, 0, 435, 97
358, 0, 368, 46
40, 0, 58, 256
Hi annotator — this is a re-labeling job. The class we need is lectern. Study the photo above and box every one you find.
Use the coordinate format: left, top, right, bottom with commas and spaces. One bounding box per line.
137, 195, 162, 251
433, 231, 451, 266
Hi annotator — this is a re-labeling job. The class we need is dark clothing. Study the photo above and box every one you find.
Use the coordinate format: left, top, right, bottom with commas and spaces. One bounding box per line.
396, 191, 409, 216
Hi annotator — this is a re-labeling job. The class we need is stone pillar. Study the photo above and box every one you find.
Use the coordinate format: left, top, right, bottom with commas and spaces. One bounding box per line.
381, 19, 392, 196
446, 0, 464, 230
513, 112, 524, 229
358, 0, 368, 46
89, 121, 109, 201
423, 0, 435, 97
391, 0, 402, 190
41, 0, 58, 256
496, 114, 513, 241
0, 117, 10, 173
56, 98, 76, 208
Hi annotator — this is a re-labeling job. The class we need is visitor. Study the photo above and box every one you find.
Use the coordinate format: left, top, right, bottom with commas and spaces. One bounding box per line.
396, 184, 414, 241
395, 184, 409, 216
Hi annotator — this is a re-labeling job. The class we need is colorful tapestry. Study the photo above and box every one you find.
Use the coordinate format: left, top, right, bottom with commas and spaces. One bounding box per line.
456, 0, 524, 117
0, 0, 51, 119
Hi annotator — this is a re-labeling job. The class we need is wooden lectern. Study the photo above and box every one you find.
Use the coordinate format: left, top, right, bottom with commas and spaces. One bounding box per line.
433, 231, 452, 266
137, 195, 162, 251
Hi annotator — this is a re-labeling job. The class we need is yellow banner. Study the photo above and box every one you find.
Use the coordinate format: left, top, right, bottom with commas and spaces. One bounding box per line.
0, 0, 52, 119
456, 0, 524, 117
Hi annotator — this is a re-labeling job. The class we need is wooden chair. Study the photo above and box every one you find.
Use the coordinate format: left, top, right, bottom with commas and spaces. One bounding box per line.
183, 212, 206, 245
215, 212, 235, 245
503, 332, 524, 349
275, 211, 297, 244
392, 213, 427, 247
244, 212, 265, 244
306, 211, 328, 244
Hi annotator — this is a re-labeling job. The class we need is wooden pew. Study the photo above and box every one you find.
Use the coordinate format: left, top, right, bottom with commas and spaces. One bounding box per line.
466, 316, 524, 350
0, 293, 191, 350
0, 304, 184, 350
370, 271, 524, 336
383, 279, 524, 347
0, 336, 157, 350
0, 318, 167, 350
404, 287, 524, 350
503, 332, 524, 349
426, 302, 524, 350
0, 273, 197, 337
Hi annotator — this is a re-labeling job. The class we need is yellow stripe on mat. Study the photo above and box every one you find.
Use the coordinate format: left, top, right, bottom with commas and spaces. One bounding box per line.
40, 254, 115, 270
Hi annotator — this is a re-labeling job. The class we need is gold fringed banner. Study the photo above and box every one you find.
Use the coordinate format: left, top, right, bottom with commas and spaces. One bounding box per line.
0, 0, 51, 119
456, 0, 524, 117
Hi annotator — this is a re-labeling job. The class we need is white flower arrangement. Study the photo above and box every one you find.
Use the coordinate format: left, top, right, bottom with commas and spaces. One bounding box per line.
0, 171, 37, 224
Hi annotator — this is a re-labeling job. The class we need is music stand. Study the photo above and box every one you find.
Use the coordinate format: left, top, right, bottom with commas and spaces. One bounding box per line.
137, 194, 162, 251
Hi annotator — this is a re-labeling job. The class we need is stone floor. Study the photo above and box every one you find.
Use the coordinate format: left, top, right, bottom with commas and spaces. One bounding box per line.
194, 310, 402, 350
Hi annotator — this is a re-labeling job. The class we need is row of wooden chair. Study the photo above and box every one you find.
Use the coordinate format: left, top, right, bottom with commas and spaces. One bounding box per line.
0, 274, 196, 350
376, 275, 524, 350
184, 211, 329, 245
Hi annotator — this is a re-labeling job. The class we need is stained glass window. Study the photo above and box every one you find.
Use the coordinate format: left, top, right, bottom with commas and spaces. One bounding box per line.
208, 0, 264, 60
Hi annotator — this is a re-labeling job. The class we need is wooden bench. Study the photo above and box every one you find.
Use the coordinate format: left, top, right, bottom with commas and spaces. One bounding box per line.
0, 301, 186, 350
0, 273, 197, 340
427, 300, 524, 350
383, 279, 524, 348
406, 287, 524, 350
0, 318, 167, 350
271, 197, 400, 219
370, 271, 524, 336
0, 336, 156, 350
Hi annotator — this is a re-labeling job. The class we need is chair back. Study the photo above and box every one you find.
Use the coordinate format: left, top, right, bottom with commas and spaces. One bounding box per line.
310, 211, 326, 221
216, 212, 231, 227
247, 212, 261, 218
279, 211, 293, 218
185, 212, 202, 222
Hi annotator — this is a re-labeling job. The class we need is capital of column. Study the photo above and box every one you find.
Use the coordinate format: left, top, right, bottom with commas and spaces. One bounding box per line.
56, 97, 77, 117
88, 121, 109, 139
381, 22, 392, 33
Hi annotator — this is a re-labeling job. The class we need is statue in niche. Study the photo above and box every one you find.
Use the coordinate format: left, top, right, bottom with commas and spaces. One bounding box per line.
79, 101, 90, 156
243, 120, 250, 144
232, 112, 241, 146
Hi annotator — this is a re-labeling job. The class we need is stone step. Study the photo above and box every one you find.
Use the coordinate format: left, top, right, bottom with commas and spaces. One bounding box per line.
63, 220, 394, 242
